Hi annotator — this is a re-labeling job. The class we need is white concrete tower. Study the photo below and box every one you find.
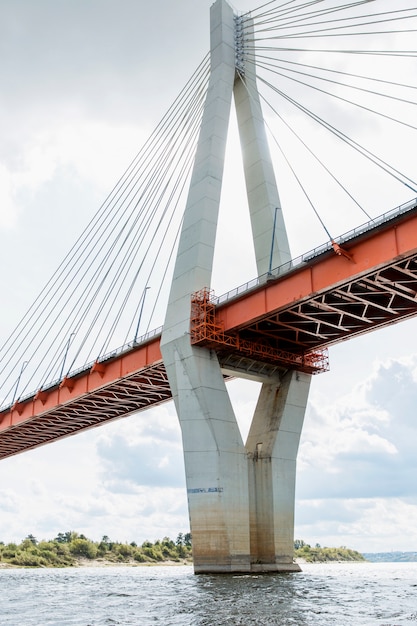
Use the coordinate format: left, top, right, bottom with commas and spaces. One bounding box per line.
234, 11, 312, 571
161, 0, 311, 573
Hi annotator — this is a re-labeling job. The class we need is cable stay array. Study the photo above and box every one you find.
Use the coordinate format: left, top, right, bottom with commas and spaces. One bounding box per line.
0, 55, 210, 408
236, 0, 417, 245
1, 0, 417, 410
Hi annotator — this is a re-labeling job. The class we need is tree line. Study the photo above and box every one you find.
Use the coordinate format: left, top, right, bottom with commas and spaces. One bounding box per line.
0, 531, 192, 568
294, 539, 365, 562
0, 533, 365, 567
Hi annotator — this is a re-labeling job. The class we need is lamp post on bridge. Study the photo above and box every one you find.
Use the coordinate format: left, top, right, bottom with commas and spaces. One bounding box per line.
134, 286, 150, 344
268, 206, 279, 276
59, 333, 76, 381
11, 360, 28, 406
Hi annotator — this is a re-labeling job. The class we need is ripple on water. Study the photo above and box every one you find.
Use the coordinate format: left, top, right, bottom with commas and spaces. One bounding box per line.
1, 563, 417, 625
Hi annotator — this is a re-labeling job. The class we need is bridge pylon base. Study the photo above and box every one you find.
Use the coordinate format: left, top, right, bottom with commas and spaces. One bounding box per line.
250, 563, 302, 573
247, 371, 311, 573
193, 562, 301, 574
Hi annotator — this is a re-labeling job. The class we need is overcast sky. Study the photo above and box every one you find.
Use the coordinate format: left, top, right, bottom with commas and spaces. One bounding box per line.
1, 0, 417, 553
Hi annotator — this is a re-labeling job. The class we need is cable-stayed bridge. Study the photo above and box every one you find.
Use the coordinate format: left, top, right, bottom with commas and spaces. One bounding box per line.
1, 0, 417, 573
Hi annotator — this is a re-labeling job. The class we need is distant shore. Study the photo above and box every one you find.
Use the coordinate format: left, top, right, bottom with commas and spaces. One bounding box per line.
0, 557, 193, 569
3, 534, 413, 569
0, 555, 361, 569
3, 556, 416, 570
77, 557, 192, 568
0, 558, 193, 569
0, 533, 193, 568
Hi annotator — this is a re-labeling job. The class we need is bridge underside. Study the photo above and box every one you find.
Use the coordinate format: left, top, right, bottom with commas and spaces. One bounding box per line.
247, 257, 417, 351
0, 360, 170, 459
192, 252, 417, 358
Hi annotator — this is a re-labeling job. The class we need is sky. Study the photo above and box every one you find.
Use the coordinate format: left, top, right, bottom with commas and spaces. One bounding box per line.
1, 0, 417, 554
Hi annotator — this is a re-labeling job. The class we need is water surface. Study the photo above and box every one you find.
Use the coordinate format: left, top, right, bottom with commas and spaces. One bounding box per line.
1, 562, 416, 625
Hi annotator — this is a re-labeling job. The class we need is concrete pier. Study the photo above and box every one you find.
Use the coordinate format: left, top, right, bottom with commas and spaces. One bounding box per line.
161, 0, 310, 573
247, 371, 311, 571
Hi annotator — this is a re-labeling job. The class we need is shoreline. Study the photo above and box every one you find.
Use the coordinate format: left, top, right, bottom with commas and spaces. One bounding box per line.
0, 558, 192, 570
0, 557, 366, 570
77, 558, 192, 568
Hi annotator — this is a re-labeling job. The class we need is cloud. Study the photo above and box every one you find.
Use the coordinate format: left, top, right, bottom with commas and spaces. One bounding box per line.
0, 416, 190, 544
0, 1, 209, 119
365, 358, 417, 422
0, 164, 18, 228
295, 355, 417, 549
296, 497, 417, 552
0, 117, 149, 231
298, 355, 417, 498
0, 0, 219, 232
96, 407, 185, 490
0, 488, 19, 513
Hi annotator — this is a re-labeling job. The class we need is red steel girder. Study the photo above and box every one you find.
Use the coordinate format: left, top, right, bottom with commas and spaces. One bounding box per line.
0, 340, 169, 460
2, 203, 417, 459
215, 211, 417, 353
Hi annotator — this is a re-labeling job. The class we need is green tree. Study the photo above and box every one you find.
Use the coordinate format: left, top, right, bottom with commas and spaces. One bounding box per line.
55, 531, 78, 544
25, 534, 38, 545
0, 532, 193, 568
69, 538, 97, 559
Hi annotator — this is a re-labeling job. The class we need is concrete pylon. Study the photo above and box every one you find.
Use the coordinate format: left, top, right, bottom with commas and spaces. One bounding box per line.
161, 0, 311, 573
234, 12, 312, 572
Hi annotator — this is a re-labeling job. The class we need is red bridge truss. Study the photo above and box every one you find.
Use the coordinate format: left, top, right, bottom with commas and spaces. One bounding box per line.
1, 200, 417, 459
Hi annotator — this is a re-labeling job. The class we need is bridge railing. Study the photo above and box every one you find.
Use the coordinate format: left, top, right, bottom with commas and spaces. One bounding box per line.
63, 325, 164, 381
215, 197, 417, 306
3, 326, 163, 411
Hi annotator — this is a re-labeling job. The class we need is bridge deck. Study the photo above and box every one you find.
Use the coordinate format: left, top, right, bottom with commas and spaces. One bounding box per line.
193, 200, 417, 358
1, 200, 417, 459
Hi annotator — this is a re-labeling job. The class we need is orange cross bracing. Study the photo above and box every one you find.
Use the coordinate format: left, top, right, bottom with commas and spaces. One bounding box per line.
1, 201, 417, 459
188, 204, 417, 380
190, 287, 330, 374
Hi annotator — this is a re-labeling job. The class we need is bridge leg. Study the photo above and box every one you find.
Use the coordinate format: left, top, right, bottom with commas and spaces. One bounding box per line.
233, 12, 311, 571
167, 345, 251, 573
247, 371, 311, 572
233, 16, 291, 273
161, 0, 251, 573
233, 11, 311, 571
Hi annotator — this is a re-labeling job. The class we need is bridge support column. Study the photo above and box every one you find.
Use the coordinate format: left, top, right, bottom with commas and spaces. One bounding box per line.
161, 0, 251, 574
171, 347, 251, 573
247, 371, 311, 571
161, 0, 311, 573
232, 9, 311, 572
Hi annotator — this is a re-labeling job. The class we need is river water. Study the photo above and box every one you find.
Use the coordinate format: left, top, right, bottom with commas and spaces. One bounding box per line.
1, 562, 416, 625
